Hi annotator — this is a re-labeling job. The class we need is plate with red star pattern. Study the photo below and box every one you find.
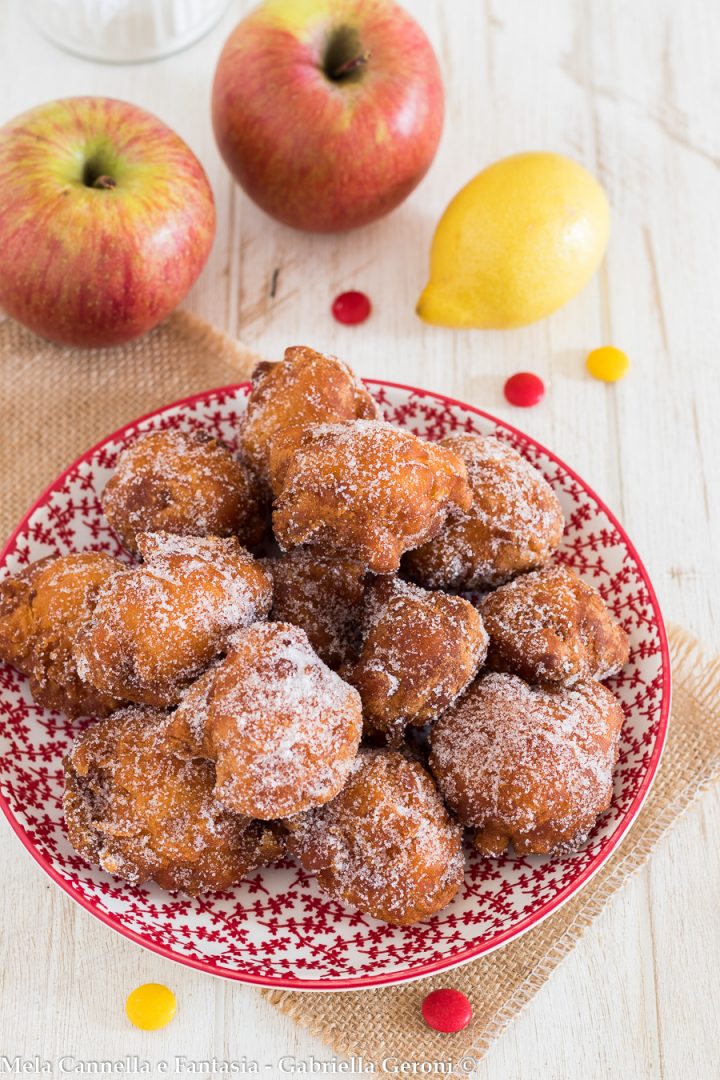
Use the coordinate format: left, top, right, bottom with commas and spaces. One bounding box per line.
0, 381, 670, 990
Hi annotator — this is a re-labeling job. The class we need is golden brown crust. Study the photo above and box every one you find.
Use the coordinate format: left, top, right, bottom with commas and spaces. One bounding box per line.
0, 552, 125, 717
271, 420, 472, 575
342, 576, 488, 740
404, 433, 564, 590
429, 673, 624, 856
240, 345, 380, 484
74, 533, 272, 707
266, 548, 366, 670
167, 664, 218, 759
102, 428, 268, 554
288, 749, 465, 926
64, 705, 284, 894
481, 564, 630, 686
170, 622, 363, 820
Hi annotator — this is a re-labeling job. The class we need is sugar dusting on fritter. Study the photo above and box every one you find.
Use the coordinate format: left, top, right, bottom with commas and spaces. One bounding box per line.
207, 622, 362, 819
273, 420, 471, 572
482, 564, 629, 684
103, 430, 246, 536
63, 706, 279, 894
407, 433, 564, 589
289, 749, 464, 924
349, 576, 488, 731
430, 673, 624, 841
74, 533, 272, 700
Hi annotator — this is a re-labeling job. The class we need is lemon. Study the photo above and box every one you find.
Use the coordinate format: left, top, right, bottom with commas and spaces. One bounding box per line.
417, 152, 610, 329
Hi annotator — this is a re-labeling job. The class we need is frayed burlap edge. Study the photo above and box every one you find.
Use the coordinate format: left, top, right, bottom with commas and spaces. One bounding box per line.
0, 310, 263, 539
263, 625, 720, 1072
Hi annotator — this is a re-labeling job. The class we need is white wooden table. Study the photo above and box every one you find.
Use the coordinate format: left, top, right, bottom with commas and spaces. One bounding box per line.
1, 2, 718, 1077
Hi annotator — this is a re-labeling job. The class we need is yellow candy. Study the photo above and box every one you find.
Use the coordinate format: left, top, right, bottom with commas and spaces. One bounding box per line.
586, 346, 630, 382
125, 983, 177, 1031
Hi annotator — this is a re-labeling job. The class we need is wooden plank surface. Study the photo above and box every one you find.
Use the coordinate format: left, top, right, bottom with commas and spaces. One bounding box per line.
0, 1, 718, 1076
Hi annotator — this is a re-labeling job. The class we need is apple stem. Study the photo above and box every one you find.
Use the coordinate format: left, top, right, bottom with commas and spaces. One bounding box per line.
92, 175, 117, 190
330, 50, 371, 79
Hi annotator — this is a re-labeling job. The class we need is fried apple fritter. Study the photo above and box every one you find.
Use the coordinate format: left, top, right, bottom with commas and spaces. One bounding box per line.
0, 552, 124, 717
271, 420, 472, 574
64, 706, 284, 894
429, 672, 624, 856
481, 564, 630, 686
168, 622, 363, 820
240, 345, 379, 484
342, 576, 488, 741
288, 749, 465, 925
103, 428, 267, 554
266, 548, 366, 670
74, 532, 272, 707
405, 433, 564, 590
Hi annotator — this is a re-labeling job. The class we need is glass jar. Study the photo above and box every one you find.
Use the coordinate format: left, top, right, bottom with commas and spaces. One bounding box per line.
26, 0, 231, 63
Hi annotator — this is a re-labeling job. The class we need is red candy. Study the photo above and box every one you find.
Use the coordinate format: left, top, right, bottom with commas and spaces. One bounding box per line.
503, 371, 545, 407
332, 290, 371, 325
421, 988, 473, 1033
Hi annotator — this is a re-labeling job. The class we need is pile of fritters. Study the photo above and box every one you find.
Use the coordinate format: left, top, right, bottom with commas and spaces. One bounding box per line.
0, 345, 630, 925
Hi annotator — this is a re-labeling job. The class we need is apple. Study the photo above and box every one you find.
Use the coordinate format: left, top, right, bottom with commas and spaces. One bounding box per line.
0, 97, 216, 348
212, 0, 444, 233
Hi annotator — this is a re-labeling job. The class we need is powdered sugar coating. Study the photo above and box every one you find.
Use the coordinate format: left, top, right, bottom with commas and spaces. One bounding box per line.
430, 672, 624, 856
482, 564, 630, 685
74, 532, 272, 707
271, 420, 472, 574
343, 576, 488, 740
405, 433, 564, 590
240, 345, 380, 484
64, 706, 284, 895
102, 428, 267, 554
288, 749, 465, 926
266, 548, 366, 670
170, 664, 218, 750
0, 552, 124, 718
175, 622, 363, 820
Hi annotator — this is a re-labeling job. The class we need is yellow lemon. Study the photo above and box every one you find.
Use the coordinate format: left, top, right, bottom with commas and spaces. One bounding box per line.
417, 152, 610, 329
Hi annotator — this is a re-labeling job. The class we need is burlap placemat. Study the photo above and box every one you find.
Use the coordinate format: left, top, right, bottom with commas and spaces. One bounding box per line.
1, 312, 718, 1073
0, 312, 261, 523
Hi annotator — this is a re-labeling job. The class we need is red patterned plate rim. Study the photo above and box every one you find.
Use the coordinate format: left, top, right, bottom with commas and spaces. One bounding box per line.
0, 378, 671, 992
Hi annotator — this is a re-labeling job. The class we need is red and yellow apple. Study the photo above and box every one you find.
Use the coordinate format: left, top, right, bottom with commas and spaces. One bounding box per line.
0, 97, 216, 348
212, 0, 444, 233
